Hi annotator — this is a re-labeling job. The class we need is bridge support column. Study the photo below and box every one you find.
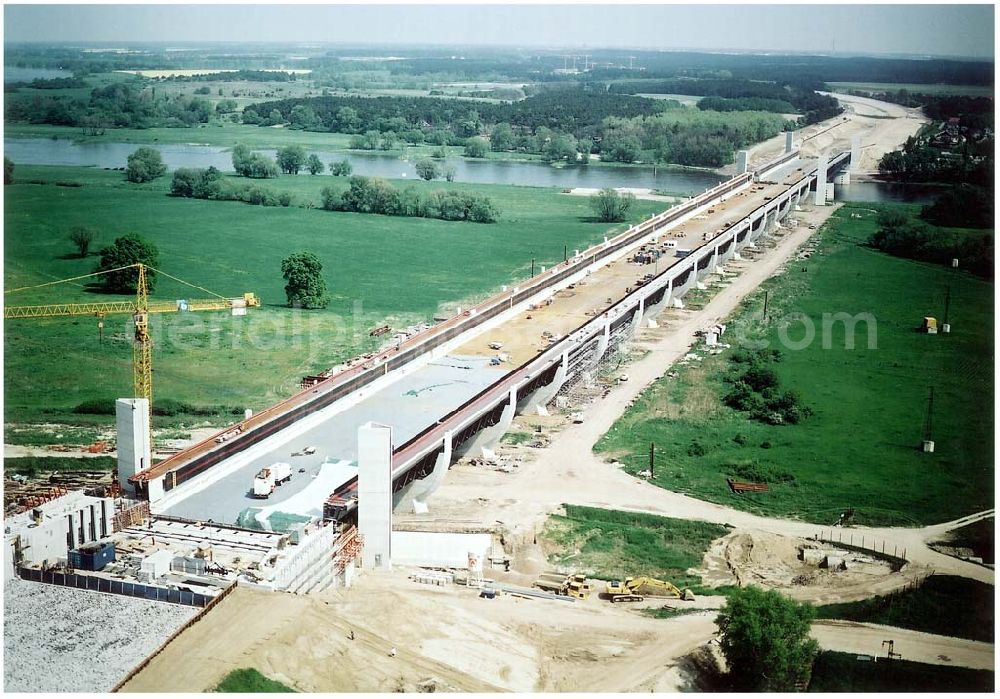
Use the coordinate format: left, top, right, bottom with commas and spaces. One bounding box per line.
815, 152, 828, 206
396, 430, 453, 515
518, 353, 569, 415
785, 130, 795, 154
850, 136, 861, 173
631, 296, 645, 333
590, 317, 612, 369
454, 387, 518, 459
359, 422, 393, 571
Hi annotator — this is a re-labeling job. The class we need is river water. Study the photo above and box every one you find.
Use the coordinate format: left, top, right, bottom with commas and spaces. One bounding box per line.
3, 136, 937, 203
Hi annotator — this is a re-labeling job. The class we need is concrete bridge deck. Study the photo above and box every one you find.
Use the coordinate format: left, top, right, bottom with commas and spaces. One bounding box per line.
139, 147, 850, 525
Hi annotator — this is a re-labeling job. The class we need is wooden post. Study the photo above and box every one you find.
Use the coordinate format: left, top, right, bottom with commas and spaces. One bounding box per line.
649, 442, 655, 479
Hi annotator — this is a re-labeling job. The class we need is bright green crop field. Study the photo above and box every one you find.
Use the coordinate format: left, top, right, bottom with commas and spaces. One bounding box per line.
4, 164, 664, 425
596, 203, 994, 526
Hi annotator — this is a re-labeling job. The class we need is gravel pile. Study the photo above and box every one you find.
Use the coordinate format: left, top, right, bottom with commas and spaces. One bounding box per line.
4, 578, 198, 692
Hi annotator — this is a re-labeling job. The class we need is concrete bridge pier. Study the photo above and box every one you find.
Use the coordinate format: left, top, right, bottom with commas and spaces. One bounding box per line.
643, 279, 673, 319
517, 352, 569, 415
631, 296, 646, 333
453, 387, 518, 460
589, 317, 612, 370
395, 430, 452, 514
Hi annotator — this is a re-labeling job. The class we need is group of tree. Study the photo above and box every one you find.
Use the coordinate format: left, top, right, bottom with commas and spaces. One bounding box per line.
877, 135, 993, 187
723, 348, 812, 425
320, 175, 499, 223
170, 166, 292, 207
5, 81, 213, 129
125, 147, 167, 183
4, 157, 13, 185
869, 207, 993, 279
589, 188, 635, 222
68, 226, 97, 257
231, 143, 280, 178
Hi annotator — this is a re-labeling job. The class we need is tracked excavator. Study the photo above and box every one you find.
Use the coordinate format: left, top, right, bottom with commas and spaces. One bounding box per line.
604, 576, 695, 603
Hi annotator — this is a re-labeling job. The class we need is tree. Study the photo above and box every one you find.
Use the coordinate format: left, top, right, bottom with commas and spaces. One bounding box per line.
276, 145, 307, 175
490, 122, 515, 151
414, 158, 439, 181
330, 159, 353, 177
464, 137, 489, 158
602, 135, 642, 163
4, 157, 13, 185
125, 147, 167, 183
306, 154, 324, 175
590, 188, 635, 222
96, 234, 160, 293
716, 587, 819, 691
68, 226, 96, 258
281, 252, 329, 309
443, 164, 456, 182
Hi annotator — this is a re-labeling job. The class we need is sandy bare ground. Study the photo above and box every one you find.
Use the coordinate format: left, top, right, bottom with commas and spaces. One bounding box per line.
742, 92, 927, 175
121, 574, 720, 693
811, 620, 995, 671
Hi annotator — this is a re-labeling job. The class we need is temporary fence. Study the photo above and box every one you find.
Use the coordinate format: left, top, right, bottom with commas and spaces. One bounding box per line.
813, 530, 909, 571
17, 566, 216, 607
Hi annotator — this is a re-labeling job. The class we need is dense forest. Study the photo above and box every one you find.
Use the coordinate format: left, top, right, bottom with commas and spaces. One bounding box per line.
608, 77, 843, 125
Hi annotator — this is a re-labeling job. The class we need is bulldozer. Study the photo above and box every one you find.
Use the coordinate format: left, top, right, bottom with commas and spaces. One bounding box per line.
533, 572, 592, 599
604, 576, 695, 603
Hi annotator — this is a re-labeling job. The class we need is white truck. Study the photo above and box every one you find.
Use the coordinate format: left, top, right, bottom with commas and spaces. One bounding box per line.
251, 462, 292, 498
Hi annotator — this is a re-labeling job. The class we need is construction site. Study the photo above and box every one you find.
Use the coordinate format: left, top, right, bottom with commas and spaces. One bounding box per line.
4, 88, 994, 693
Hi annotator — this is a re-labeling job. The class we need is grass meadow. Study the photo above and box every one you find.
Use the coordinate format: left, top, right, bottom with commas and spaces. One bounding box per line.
4, 164, 664, 425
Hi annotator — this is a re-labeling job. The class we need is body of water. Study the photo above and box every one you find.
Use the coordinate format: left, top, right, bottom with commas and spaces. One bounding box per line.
3, 137, 939, 204
3, 137, 728, 194
4, 67, 74, 84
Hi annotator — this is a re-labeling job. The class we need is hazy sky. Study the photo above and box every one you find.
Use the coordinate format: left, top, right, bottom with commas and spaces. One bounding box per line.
4, 4, 995, 59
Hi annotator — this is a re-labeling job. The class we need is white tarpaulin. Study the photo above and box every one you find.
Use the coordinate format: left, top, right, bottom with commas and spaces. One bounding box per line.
391, 531, 492, 569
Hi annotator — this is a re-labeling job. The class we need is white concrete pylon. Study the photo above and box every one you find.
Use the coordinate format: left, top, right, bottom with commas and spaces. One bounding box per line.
815, 152, 829, 206
358, 422, 393, 571
116, 398, 151, 494
785, 131, 794, 154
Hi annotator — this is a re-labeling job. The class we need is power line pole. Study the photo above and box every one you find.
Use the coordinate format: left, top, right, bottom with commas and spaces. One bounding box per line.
649, 442, 655, 479
921, 386, 935, 452
942, 285, 951, 333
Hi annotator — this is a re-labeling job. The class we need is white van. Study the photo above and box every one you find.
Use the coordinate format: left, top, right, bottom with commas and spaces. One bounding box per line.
662, 240, 678, 250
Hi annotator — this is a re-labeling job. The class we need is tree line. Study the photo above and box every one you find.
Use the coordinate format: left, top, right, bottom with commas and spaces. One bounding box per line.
320, 176, 500, 223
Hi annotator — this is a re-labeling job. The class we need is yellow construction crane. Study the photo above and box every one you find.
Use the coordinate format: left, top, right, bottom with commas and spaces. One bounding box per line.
5, 263, 260, 436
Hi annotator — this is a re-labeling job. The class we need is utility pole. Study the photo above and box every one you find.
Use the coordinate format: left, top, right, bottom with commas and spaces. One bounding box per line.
762, 290, 770, 320
942, 285, 951, 333
564, 244, 568, 263
649, 442, 655, 479
921, 387, 935, 453
531, 257, 535, 277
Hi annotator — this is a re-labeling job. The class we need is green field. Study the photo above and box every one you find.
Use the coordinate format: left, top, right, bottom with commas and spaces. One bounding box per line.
808, 652, 993, 693
816, 575, 994, 643
541, 504, 730, 593
826, 82, 995, 97
596, 203, 994, 526
4, 165, 664, 425
213, 668, 295, 693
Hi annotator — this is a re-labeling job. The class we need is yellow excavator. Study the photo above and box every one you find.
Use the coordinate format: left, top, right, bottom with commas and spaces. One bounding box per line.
604, 576, 695, 603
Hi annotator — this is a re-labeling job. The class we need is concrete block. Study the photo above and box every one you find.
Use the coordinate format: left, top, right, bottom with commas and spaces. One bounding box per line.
802, 549, 825, 566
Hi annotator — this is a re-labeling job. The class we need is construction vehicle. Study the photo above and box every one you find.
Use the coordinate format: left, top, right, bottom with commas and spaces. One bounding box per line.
251, 462, 291, 498
252, 468, 275, 498
533, 572, 592, 599
604, 576, 695, 603
4, 263, 259, 449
